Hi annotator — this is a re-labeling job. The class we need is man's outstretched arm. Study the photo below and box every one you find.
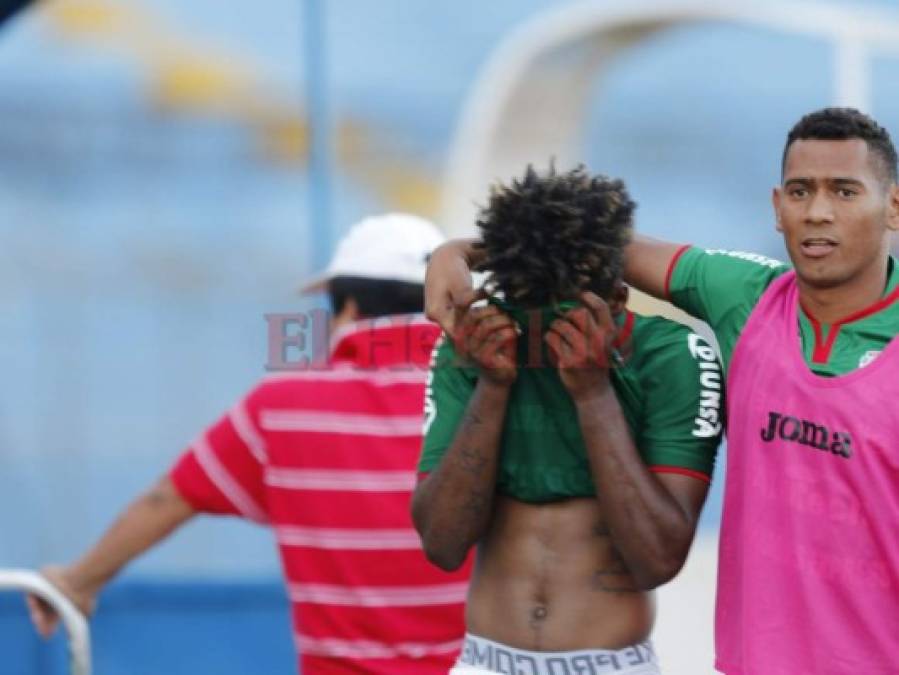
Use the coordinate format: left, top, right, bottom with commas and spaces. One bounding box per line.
27, 476, 195, 637
424, 235, 687, 334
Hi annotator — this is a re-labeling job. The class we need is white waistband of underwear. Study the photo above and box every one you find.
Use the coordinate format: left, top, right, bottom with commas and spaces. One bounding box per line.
450, 633, 661, 675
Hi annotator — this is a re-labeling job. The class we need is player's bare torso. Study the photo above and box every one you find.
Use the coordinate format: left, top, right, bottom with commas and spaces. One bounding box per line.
465, 496, 654, 651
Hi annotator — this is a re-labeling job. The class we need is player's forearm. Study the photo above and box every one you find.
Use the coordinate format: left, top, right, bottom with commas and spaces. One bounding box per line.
412, 380, 509, 571
575, 386, 696, 589
427, 235, 685, 304
622, 234, 686, 300
66, 476, 196, 594
424, 238, 484, 327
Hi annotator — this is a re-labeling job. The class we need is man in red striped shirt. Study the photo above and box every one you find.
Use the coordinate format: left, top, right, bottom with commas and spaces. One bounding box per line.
26, 213, 472, 674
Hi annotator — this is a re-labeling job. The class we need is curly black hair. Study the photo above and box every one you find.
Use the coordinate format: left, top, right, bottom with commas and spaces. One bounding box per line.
783, 108, 898, 184
473, 164, 635, 307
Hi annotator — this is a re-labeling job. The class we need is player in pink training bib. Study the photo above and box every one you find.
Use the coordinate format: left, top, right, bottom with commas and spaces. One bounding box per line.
718, 269, 899, 673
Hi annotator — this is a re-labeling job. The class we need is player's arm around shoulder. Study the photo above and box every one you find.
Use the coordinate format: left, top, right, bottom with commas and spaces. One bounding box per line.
622, 234, 689, 300
662, 244, 789, 332
624, 233, 788, 321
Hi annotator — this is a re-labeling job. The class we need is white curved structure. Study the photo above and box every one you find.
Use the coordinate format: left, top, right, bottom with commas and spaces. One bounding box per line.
0, 569, 92, 675
441, 0, 899, 236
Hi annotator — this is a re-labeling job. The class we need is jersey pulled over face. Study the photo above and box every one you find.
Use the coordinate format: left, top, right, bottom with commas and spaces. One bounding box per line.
419, 309, 722, 503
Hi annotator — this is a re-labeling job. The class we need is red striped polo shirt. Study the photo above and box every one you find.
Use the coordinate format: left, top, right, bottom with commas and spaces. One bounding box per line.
170, 315, 471, 674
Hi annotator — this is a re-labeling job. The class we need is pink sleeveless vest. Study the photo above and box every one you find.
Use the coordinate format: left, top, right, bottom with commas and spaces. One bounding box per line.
717, 271, 899, 675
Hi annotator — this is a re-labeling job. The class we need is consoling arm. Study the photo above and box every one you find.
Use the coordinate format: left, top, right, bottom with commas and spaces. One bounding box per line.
622, 235, 688, 301
424, 235, 687, 335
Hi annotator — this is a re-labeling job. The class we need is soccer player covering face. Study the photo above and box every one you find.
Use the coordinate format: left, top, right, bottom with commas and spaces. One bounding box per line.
412, 165, 722, 675
426, 109, 899, 674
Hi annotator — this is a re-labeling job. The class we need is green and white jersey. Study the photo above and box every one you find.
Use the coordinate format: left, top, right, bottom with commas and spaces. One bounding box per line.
419, 310, 723, 504
667, 247, 899, 376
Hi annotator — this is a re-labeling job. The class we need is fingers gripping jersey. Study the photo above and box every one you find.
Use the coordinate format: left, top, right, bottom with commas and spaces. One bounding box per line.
418, 312, 722, 503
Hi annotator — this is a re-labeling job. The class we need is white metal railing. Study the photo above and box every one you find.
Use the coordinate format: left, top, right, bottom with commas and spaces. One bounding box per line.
0, 569, 92, 675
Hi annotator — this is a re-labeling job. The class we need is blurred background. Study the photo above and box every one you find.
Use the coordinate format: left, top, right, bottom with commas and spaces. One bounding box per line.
1, 0, 898, 673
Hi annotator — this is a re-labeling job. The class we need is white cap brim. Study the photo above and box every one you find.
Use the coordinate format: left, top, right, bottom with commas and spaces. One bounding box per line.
298, 268, 432, 294
297, 213, 445, 295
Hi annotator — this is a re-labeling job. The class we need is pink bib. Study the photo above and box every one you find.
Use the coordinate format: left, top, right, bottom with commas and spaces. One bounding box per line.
716, 271, 899, 675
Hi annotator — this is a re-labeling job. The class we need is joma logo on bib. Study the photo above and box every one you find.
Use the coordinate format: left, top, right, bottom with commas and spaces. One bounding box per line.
760, 411, 852, 459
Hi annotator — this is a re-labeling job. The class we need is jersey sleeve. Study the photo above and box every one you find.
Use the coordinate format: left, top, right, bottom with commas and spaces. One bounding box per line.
637, 327, 724, 481
667, 246, 789, 331
418, 336, 478, 474
169, 385, 270, 523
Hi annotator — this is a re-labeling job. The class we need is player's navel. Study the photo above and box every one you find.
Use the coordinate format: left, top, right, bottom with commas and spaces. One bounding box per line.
531, 605, 548, 621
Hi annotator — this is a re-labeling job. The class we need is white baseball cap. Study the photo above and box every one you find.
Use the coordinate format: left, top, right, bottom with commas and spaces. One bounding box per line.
300, 212, 446, 293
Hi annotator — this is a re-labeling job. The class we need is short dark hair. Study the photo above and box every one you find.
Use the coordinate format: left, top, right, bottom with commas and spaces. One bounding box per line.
783, 107, 898, 184
328, 276, 424, 318
473, 164, 635, 307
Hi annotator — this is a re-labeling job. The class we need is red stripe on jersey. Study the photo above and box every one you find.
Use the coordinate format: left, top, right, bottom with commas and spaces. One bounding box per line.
801, 282, 899, 364
664, 244, 691, 300
803, 311, 833, 364
650, 465, 711, 484
613, 310, 635, 349
169, 318, 468, 674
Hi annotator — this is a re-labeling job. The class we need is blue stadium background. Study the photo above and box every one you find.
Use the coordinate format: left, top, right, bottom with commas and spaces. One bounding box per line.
1, 0, 898, 672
